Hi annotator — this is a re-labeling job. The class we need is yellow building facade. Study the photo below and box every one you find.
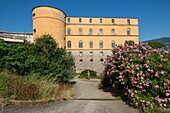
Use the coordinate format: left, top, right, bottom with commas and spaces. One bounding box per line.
32, 6, 139, 75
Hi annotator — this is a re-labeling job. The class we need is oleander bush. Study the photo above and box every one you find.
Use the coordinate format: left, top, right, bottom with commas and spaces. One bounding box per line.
102, 41, 170, 111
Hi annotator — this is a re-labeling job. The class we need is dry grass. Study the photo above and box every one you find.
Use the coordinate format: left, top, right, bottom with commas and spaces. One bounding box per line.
0, 71, 74, 104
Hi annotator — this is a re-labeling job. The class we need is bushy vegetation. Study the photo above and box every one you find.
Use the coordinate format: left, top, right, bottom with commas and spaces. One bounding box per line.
102, 41, 170, 112
79, 69, 98, 79
148, 42, 165, 49
0, 35, 75, 82
0, 71, 73, 101
0, 35, 75, 103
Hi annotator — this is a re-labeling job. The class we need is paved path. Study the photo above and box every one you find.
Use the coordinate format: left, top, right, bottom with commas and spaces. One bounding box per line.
2, 78, 139, 113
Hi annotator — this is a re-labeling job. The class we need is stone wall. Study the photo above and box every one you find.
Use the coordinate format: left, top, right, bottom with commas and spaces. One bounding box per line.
67, 50, 112, 75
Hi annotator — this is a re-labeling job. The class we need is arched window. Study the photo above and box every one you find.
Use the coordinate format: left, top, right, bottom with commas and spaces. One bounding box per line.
89, 28, 93, 35
67, 28, 71, 35
89, 41, 93, 48
111, 29, 115, 35
112, 41, 116, 48
79, 28, 83, 35
127, 19, 130, 24
67, 41, 71, 48
79, 40, 83, 48
99, 41, 103, 48
99, 29, 103, 35
127, 28, 130, 35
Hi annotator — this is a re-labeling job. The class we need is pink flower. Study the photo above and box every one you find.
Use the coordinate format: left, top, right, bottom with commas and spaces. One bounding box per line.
131, 93, 134, 97
161, 71, 166, 75
166, 93, 169, 97
157, 98, 162, 103
135, 103, 138, 107
159, 64, 162, 68
155, 72, 159, 77
146, 102, 150, 106
141, 100, 145, 103
155, 85, 160, 89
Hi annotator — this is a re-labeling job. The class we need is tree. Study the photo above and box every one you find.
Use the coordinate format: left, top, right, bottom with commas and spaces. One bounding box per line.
0, 35, 75, 82
148, 42, 165, 49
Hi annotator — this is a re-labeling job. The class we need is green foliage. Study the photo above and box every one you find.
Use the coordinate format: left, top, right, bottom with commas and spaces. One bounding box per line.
0, 34, 75, 82
124, 40, 135, 46
79, 69, 97, 79
148, 42, 165, 49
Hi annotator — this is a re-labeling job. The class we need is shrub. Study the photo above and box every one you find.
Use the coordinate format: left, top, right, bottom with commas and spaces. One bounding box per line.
79, 69, 97, 78
102, 41, 170, 111
0, 35, 75, 82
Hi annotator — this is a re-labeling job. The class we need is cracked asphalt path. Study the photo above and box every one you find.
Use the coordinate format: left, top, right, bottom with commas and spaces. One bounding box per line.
2, 78, 138, 113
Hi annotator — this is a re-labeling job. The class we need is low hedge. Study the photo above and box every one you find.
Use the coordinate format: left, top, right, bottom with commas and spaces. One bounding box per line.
79, 69, 97, 79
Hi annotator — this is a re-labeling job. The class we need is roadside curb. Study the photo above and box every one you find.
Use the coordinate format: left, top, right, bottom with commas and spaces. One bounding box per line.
0, 98, 67, 106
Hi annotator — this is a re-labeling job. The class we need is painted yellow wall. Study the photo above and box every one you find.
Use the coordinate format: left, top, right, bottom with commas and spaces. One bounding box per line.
66, 17, 138, 25
66, 25, 138, 36
32, 6, 139, 49
65, 17, 138, 50
66, 36, 138, 50
32, 6, 66, 48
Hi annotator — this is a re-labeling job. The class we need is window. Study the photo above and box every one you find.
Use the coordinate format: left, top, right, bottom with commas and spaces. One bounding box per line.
79, 40, 83, 48
111, 29, 115, 35
127, 28, 130, 35
67, 41, 71, 48
79, 18, 82, 23
112, 19, 114, 23
90, 59, 93, 62
89, 28, 93, 35
79, 28, 83, 35
100, 59, 104, 62
89, 18, 92, 23
112, 41, 116, 48
89, 41, 93, 48
89, 52, 93, 56
100, 51, 104, 56
79, 52, 83, 57
100, 19, 102, 23
33, 29, 36, 33
68, 18, 70, 23
67, 52, 71, 56
127, 19, 130, 24
99, 41, 103, 48
99, 29, 103, 35
32, 13, 35, 17
67, 28, 71, 35
80, 59, 83, 62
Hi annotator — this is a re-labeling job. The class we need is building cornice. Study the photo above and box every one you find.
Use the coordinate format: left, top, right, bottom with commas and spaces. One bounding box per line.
33, 16, 65, 23
67, 16, 138, 19
66, 35, 139, 36
32, 6, 66, 16
66, 23, 138, 26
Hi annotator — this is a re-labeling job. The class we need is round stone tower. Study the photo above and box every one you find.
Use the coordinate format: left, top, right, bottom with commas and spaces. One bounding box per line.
32, 6, 66, 48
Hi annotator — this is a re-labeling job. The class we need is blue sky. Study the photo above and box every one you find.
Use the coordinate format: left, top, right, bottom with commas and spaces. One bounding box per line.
0, 0, 170, 41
